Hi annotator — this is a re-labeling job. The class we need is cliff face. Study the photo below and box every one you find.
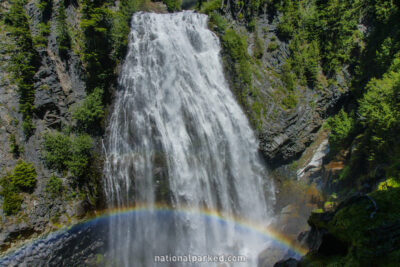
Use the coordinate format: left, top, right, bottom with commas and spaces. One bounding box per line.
1, 0, 397, 265
0, 0, 172, 254
208, 2, 350, 167
0, 0, 349, 256
0, 0, 109, 252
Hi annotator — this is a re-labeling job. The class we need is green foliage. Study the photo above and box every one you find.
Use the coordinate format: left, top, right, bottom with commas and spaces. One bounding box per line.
111, 0, 147, 60
9, 133, 22, 158
280, 64, 296, 91
247, 18, 256, 32
288, 37, 319, 87
277, 18, 295, 40
330, 188, 400, 260
219, 27, 267, 128
45, 175, 63, 197
327, 109, 354, 153
68, 134, 94, 177
222, 28, 252, 103
33, 22, 50, 48
377, 177, 400, 191
0, 160, 37, 215
373, 0, 399, 23
42, 131, 94, 177
36, 0, 52, 21
276, 1, 300, 41
281, 94, 298, 110
327, 48, 400, 193
267, 41, 277, 52
162, 0, 181, 12
314, 0, 363, 74
303, 188, 400, 265
42, 131, 71, 171
72, 88, 104, 132
5, 0, 40, 137
253, 36, 264, 59
359, 71, 400, 135
12, 160, 37, 192
356, 61, 400, 164
200, 0, 221, 14
273, 0, 365, 85
208, 13, 228, 33
1, 188, 23, 216
56, 0, 71, 57
80, 0, 114, 91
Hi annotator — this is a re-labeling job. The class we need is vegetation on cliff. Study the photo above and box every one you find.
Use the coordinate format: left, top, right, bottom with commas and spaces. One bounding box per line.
0, 160, 37, 215
4, 0, 40, 137
42, 131, 94, 178
200, 0, 400, 265
1, 0, 399, 263
325, 1, 400, 194
303, 188, 400, 266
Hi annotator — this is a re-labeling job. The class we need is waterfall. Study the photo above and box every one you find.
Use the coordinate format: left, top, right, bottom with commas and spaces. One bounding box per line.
103, 11, 275, 266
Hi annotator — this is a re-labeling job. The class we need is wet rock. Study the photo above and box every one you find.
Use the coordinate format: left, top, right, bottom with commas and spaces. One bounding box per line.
273, 258, 299, 267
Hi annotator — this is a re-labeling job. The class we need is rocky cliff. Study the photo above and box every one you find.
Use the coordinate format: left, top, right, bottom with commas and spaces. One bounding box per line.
2, 0, 396, 266
208, 1, 350, 167
0, 0, 105, 253
0, 0, 349, 257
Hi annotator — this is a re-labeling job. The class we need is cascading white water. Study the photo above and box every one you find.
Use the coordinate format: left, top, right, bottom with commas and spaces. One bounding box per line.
104, 11, 275, 266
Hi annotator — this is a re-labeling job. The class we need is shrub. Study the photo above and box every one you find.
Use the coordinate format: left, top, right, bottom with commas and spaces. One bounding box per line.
42, 131, 94, 177
200, 0, 221, 14
209, 13, 228, 33
248, 18, 256, 32
0, 160, 37, 215
277, 19, 294, 40
56, 0, 71, 57
72, 87, 104, 132
12, 160, 37, 192
282, 94, 298, 110
45, 175, 63, 197
163, 0, 181, 12
9, 133, 21, 158
68, 134, 94, 177
254, 36, 264, 59
267, 41, 278, 52
281, 64, 296, 92
2, 190, 23, 216
42, 131, 71, 171
33, 22, 50, 48
222, 29, 252, 89
327, 109, 354, 153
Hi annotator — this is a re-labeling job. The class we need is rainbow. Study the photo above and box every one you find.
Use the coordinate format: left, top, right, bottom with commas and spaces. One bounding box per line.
0, 204, 308, 261
92, 203, 309, 256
